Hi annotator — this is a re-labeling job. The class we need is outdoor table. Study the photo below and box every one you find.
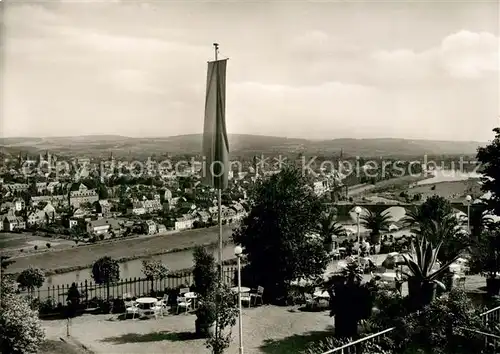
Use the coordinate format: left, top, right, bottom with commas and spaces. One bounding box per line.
290, 279, 311, 287
136, 297, 158, 305
135, 297, 158, 316
337, 261, 347, 270
313, 290, 330, 299
379, 272, 397, 282
230, 286, 251, 293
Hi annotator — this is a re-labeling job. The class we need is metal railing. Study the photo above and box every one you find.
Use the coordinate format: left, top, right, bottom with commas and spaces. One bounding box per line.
320, 305, 500, 354
479, 305, 500, 349
320, 327, 396, 354
25, 266, 237, 305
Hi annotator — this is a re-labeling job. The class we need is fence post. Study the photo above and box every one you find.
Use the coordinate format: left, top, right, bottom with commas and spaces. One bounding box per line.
84, 280, 88, 304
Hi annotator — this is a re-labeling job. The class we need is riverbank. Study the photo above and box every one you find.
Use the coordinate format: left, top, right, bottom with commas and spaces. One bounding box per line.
5, 225, 236, 275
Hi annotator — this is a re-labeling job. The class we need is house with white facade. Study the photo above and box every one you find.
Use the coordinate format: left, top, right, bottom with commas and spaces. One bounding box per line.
143, 220, 157, 234
13, 199, 25, 211
3, 215, 26, 231
175, 214, 196, 231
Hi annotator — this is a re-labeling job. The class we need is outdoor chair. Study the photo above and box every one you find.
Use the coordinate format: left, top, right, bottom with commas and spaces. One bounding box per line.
179, 287, 190, 295
125, 301, 140, 319
457, 274, 467, 288
152, 300, 166, 319
304, 293, 318, 310
250, 286, 264, 306
176, 296, 192, 314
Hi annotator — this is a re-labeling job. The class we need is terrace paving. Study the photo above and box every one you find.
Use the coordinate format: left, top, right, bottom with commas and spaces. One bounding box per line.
42, 274, 488, 354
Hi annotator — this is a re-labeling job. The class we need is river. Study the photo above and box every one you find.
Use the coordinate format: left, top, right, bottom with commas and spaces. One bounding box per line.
43, 243, 237, 288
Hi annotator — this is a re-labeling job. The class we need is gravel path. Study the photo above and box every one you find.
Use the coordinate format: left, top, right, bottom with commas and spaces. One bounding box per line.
42, 305, 333, 354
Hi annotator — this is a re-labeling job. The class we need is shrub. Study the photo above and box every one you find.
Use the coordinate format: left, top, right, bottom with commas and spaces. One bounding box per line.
16, 267, 45, 297
193, 246, 217, 298
91, 257, 120, 301
302, 336, 391, 354
233, 167, 330, 303
0, 282, 45, 354
141, 259, 168, 293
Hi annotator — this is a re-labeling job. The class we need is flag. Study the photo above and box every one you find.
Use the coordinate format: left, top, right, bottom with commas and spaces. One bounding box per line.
202, 59, 229, 190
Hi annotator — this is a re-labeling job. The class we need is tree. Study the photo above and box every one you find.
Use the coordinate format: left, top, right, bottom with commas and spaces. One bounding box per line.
360, 210, 391, 245
232, 167, 329, 302
0, 279, 45, 354
469, 226, 500, 295
316, 210, 346, 253
91, 257, 120, 301
16, 267, 45, 298
415, 215, 467, 263
193, 246, 218, 337
404, 195, 454, 227
477, 127, 500, 216
193, 246, 217, 298
468, 204, 492, 240
204, 282, 238, 354
97, 184, 109, 199
141, 259, 168, 294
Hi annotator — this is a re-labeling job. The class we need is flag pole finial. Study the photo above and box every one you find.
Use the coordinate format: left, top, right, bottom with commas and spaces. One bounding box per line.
213, 43, 219, 60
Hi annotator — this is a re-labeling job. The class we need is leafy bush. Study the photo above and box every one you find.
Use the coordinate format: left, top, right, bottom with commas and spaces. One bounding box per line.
233, 167, 330, 303
16, 267, 45, 296
391, 289, 488, 353
204, 282, 238, 354
91, 256, 120, 301
193, 246, 217, 298
0, 282, 45, 353
302, 336, 391, 354
141, 259, 168, 293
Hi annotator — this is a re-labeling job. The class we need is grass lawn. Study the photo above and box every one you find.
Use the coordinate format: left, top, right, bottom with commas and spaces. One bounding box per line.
6, 225, 235, 274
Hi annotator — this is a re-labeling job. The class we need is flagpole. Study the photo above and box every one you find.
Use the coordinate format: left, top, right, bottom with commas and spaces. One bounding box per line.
213, 42, 223, 278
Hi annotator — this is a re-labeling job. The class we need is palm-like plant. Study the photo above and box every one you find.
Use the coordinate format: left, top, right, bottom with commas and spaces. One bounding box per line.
415, 215, 468, 263
317, 211, 346, 252
360, 210, 392, 245
402, 235, 460, 308
469, 205, 495, 239
403, 207, 427, 228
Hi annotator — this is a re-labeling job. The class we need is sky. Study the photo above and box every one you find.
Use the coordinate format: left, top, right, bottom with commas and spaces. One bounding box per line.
1, 0, 499, 141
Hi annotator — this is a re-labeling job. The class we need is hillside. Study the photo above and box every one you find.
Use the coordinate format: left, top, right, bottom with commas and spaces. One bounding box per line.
0, 134, 483, 159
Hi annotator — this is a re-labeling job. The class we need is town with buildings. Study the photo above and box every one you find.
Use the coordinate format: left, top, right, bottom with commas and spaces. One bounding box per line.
0, 151, 348, 243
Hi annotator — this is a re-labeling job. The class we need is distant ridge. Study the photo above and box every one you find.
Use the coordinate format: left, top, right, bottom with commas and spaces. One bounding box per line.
0, 134, 484, 158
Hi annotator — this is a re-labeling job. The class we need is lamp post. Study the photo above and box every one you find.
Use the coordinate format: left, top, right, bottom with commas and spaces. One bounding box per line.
354, 206, 362, 264
234, 246, 244, 354
465, 195, 472, 234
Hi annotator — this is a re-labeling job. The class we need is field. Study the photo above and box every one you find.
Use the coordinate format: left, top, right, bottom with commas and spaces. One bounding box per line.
0, 232, 75, 252
5, 225, 235, 274
407, 179, 482, 200
353, 175, 428, 197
